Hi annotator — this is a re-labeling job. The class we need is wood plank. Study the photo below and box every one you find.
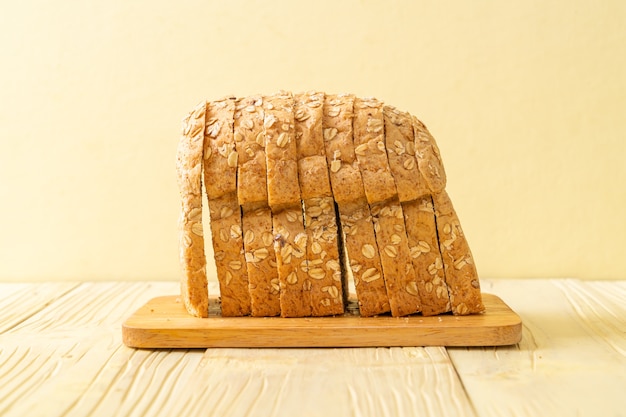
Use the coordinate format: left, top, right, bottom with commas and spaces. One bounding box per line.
0, 282, 79, 333
5, 279, 625, 417
1, 281, 478, 417
0, 281, 181, 417
447, 278, 626, 417
122, 293, 521, 348
156, 347, 477, 417
5, 281, 178, 333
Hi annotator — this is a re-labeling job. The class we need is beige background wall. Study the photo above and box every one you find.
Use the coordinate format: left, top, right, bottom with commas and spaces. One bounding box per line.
1, 0, 625, 281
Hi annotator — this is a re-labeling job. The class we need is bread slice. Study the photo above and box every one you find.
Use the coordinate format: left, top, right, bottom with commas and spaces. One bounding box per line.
206, 193, 250, 316
303, 196, 344, 315
204, 97, 251, 316
432, 190, 484, 315
234, 95, 268, 208
264, 91, 311, 317
402, 196, 451, 316
176, 101, 209, 318
322, 93, 389, 317
338, 202, 390, 316
352, 98, 397, 204
241, 206, 280, 316
382, 106, 451, 315
264, 91, 300, 211
272, 209, 310, 317
369, 200, 421, 316
294, 91, 344, 316
233, 96, 280, 317
383, 105, 421, 203
412, 116, 447, 195
353, 97, 420, 317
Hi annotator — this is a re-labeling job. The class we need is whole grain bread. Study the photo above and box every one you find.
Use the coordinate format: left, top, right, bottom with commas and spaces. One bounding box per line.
204, 98, 251, 316
322, 94, 390, 317
353, 98, 421, 317
234, 95, 268, 209
242, 206, 281, 316
321, 94, 368, 206
264, 92, 311, 317
295, 91, 344, 316
272, 209, 311, 317
264, 92, 300, 211
176, 101, 209, 318
233, 96, 281, 317
382, 106, 451, 315
207, 193, 250, 316
177, 91, 484, 319
402, 196, 451, 316
352, 98, 397, 204
370, 200, 421, 316
338, 202, 390, 316
412, 116, 447, 195
432, 190, 484, 315
383, 105, 421, 202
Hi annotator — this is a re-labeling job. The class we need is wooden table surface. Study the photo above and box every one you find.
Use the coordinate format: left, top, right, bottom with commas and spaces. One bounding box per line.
1, 278, 625, 417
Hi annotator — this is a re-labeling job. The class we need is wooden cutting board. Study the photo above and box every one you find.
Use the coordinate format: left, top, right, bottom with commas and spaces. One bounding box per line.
122, 293, 521, 348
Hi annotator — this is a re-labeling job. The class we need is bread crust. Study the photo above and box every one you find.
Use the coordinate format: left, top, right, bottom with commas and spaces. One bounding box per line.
242, 206, 281, 316
264, 92, 311, 317
353, 98, 421, 317
402, 196, 451, 316
271, 209, 311, 317
412, 116, 447, 195
207, 193, 251, 316
322, 94, 390, 317
383, 105, 421, 202
233, 96, 280, 317
264, 92, 300, 210
234, 95, 268, 208
204, 98, 251, 316
382, 106, 450, 315
177, 91, 483, 318
370, 200, 421, 316
295, 92, 344, 316
176, 101, 209, 318
352, 98, 397, 204
432, 190, 484, 315
338, 202, 390, 316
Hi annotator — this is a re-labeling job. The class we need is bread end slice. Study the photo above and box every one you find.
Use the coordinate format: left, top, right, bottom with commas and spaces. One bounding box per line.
177, 101, 209, 318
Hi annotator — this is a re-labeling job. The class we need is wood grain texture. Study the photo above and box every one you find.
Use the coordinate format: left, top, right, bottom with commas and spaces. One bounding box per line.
155, 347, 477, 417
2, 279, 625, 417
448, 279, 626, 417
122, 293, 520, 348
0, 282, 79, 333
0, 281, 181, 417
